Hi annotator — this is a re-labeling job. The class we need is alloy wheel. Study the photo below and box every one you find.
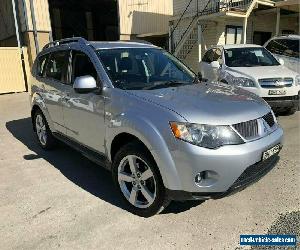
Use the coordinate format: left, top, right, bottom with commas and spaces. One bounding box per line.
35, 114, 47, 146
118, 155, 157, 208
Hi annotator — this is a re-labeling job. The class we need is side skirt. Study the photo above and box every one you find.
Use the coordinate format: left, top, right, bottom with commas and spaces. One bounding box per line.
53, 132, 112, 171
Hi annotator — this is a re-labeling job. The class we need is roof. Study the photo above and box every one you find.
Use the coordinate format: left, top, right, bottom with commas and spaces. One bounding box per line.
214, 44, 263, 49
89, 41, 158, 50
269, 35, 300, 40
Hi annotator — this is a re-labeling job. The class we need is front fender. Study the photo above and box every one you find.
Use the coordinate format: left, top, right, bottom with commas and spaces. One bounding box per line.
106, 113, 183, 191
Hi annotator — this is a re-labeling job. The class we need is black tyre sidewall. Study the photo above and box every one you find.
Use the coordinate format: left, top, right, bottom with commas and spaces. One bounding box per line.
112, 142, 169, 217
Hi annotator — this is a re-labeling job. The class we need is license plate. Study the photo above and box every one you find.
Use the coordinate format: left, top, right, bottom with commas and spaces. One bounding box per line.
262, 144, 281, 161
269, 89, 286, 95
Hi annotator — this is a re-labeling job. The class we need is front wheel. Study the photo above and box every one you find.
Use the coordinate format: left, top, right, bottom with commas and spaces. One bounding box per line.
112, 142, 170, 217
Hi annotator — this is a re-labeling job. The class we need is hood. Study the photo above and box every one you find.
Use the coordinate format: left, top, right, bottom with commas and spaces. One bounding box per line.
127, 83, 270, 125
227, 65, 298, 80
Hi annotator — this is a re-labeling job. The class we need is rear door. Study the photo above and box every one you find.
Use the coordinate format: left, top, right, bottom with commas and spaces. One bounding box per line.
62, 50, 106, 153
43, 50, 69, 134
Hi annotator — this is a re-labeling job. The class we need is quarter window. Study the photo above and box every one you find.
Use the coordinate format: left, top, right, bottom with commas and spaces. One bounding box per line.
45, 51, 68, 81
37, 54, 49, 77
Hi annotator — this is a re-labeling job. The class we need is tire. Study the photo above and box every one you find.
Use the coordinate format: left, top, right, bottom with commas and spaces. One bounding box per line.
33, 109, 56, 150
112, 142, 170, 217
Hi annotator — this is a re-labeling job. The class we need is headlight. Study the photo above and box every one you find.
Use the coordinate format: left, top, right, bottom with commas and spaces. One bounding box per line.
170, 122, 244, 149
295, 75, 300, 86
231, 77, 256, 87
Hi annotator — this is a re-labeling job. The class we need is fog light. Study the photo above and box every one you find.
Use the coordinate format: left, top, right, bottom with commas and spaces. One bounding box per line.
195, 171, 206, 184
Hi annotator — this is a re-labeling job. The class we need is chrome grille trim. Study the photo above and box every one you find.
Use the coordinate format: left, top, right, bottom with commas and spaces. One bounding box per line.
232, 119, 259, 140
258, 78, 293, 88
232, 112, 276, 141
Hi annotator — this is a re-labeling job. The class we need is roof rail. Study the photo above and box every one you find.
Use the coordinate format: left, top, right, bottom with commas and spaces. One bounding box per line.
43, 37, 88, 50
121, 39, 154, 45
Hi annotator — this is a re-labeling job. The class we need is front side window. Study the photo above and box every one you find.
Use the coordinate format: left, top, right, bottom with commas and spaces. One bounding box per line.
202, 49, 214, 63
72, 51, 98, 82
266, 39, 299, 59
45, 51, 68, 81
224, 47, 280, 67
97, 48, 195, 90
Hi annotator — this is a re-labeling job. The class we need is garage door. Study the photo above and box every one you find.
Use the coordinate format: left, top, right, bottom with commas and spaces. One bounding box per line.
0, 47, 27, 94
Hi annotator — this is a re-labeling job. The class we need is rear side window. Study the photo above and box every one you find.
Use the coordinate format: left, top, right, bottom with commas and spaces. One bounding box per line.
37, 54, 49, 77
45, 51, 68, 81
266, 39, 299, 58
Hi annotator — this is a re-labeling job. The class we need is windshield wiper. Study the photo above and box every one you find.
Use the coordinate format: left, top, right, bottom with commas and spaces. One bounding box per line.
144, 80, 189, 90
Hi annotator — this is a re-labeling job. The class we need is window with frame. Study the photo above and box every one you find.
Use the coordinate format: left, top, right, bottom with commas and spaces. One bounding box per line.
45, 51, 68, 81
226, 26, 243, 44
202, 49, 214, 63
72, 51, 98, 82
37, 54, 49, 77
266, 39, 299, 59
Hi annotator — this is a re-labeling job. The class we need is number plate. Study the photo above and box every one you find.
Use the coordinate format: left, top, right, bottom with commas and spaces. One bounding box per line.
269, 89, 286, 95
262, 144, 281, 161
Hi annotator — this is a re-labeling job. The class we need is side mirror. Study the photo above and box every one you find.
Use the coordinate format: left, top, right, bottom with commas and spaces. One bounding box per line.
278, 58, 284, 65
211, 61, 220, 69
73, 75, 98, 93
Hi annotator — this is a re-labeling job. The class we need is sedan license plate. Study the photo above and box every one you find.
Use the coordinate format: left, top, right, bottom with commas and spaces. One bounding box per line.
269, 89, 286, 95
262, 144, 281, 161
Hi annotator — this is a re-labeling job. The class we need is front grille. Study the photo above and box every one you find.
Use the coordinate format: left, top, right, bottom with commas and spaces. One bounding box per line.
233, 119, 258, 139
262, 112, 275, 128
258, 78, 293, 88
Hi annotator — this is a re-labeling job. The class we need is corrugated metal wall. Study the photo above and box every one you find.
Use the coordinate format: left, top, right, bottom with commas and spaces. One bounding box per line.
0, 48, 27, 94
119, 0, 173, 36
18, 0, 51, 32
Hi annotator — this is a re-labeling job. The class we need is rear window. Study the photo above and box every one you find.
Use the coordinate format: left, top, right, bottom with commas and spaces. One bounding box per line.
266, 39, 299, 59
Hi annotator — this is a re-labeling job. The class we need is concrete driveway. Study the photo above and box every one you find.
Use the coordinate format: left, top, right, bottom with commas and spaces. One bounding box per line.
0, 93, 299, 250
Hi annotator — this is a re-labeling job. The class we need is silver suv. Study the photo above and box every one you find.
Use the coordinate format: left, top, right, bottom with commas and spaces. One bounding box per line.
30, 38, 283, 217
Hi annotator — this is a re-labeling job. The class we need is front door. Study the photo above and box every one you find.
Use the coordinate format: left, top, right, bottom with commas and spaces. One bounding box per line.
63, 50, 106, 153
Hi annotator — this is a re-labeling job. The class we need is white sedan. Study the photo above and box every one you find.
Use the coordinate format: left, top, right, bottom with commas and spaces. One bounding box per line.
199, 44, 300, 114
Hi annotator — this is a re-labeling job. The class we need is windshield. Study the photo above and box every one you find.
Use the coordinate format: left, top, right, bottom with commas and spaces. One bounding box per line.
224, 47, 280, 67
97, 48, 195, 90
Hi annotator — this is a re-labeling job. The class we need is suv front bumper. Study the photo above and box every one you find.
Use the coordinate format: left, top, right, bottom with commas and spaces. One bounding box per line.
167, 154, 279, 200
163, 126, 283, 199
264, 92, 299, 110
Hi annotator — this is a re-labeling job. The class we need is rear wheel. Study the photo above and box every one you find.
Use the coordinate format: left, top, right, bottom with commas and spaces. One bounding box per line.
112, 142, 170, 217
34, 110, 56, 149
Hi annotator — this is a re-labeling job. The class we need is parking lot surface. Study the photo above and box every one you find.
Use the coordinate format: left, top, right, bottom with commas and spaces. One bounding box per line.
0, 93, 299, 249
